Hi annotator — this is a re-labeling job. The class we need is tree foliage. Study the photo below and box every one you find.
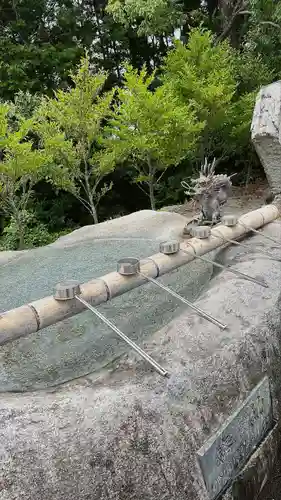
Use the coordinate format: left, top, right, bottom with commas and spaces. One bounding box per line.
106, 0, 184, 36
0, 103, 53, 248
98, 64, 204, 209
35, 54, 115, 223
162, 29, 236, 129
162, 28, 270, 161
243, 0, 281, 77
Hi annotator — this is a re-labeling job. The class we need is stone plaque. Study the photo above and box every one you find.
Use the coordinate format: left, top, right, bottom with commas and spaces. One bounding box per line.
196, 376, 273, 500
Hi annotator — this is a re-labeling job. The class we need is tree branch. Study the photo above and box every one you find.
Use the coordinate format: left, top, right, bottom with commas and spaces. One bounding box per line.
215, 1, 249, 44
71, 191, 92, 212
216, 2, 281, 44
260, 21, 281, 31
135, 182, 150, 198
155, 167, 168, 185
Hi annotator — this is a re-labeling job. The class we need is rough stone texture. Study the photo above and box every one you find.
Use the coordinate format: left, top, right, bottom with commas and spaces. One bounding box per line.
0, 221, 281, 500
251, 81, 281, 196
232, 422, 281, 500
0, 210, 214, 391
259, 443, 281, 499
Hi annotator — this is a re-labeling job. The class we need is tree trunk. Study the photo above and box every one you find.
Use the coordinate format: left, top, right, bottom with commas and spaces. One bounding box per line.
216, 0, 248, 46
148, 178, 156, 210
17, 223, 25, 250
83, 164, 99, 224
245, 162, 252, 192
89, 202, 99, 224
93, 1, 107, 63
147, 157, 156, 210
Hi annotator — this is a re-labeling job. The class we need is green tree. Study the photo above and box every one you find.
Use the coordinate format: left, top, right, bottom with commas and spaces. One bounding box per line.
2, 90, 44, 133
214, 0, 281, 48
242, 0, 281, 78
0, 0, 84, 100
0, 211, 54, 250
98, 64, 204, 210
0, 0, 130, 100
0, 104, 55, 249
35, 55, 115, 224
162, 29, 238, 157
0, 0, 168, 101
161, 27, 272, 170
106, 0, 185, 36
106, 0, 207, 37
12, 90, 43, 119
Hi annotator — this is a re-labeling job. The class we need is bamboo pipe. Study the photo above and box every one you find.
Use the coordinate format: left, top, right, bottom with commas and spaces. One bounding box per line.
0, 204, 279, 346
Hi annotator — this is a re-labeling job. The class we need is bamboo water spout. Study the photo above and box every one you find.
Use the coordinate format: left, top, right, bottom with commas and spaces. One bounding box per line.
0, 204, 279, 347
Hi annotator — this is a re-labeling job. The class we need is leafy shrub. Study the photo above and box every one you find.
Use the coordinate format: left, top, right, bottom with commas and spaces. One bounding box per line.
0, 211, 70, 250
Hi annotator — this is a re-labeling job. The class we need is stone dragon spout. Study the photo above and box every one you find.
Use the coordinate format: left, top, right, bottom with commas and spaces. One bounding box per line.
181, 158, 236, 225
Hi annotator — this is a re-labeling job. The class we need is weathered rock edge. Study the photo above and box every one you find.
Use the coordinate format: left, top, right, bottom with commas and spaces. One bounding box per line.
0, 222, 281, 500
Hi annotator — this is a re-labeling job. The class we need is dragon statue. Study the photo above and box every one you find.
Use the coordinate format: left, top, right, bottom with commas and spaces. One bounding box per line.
181, 158, 236, 227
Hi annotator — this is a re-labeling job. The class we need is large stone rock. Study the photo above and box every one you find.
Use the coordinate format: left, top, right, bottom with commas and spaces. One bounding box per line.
0, 220, 281, 500
0, 210, 214, 391
251, 81, 281, 196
